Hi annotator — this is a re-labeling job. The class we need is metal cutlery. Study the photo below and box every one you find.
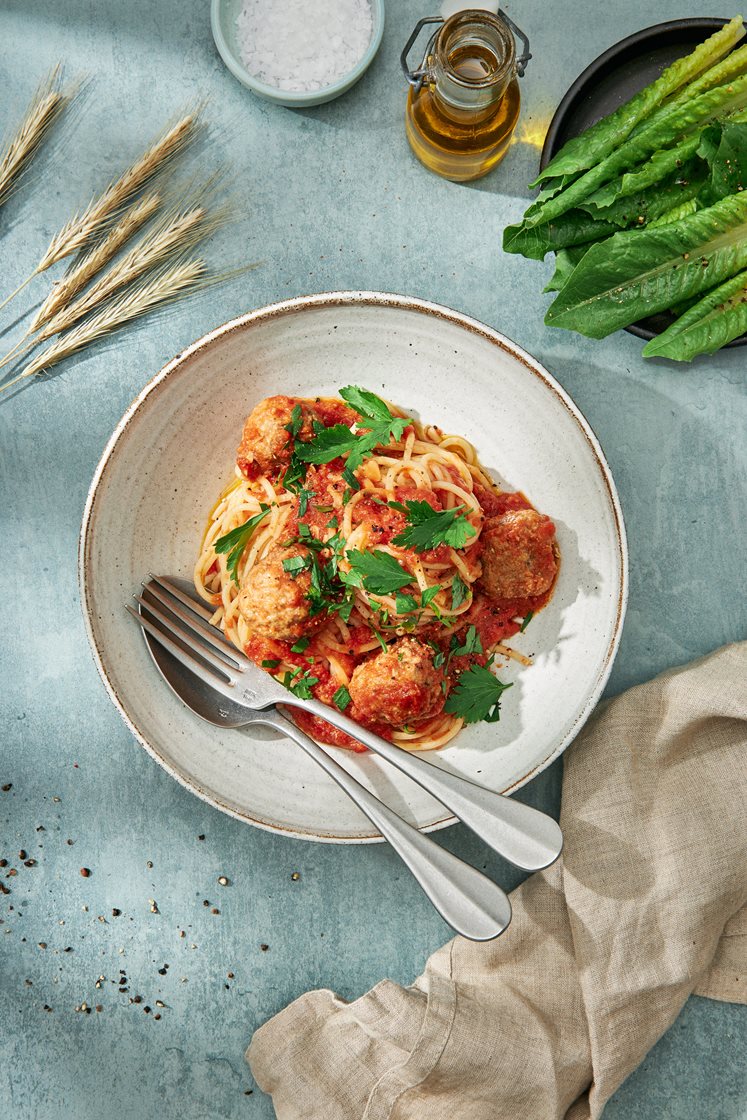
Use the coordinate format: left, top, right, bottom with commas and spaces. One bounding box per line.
126, 575, 563, 940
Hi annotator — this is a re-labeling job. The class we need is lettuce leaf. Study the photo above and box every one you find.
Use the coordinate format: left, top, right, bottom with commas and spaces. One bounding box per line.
581, 134, 703, 212
543, 246, 589, 293
704, 120, 747, 198
647, 198, 699, 227
582, 162, 708, 228
642, 267, 747, 359
545, 192, 747, 337
531, 16, 745, 188
522, 70, 747, 232
503, 210, 617, 259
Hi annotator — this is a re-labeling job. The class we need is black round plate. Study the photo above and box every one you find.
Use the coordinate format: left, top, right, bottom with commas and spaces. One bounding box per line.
540, 17, 747, 347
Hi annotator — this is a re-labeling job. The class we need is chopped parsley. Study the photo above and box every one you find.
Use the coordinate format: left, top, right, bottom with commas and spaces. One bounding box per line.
214, 504, 271, 583
332, 685, 351, 711
294, 386, 408, 476
520, 610, 534, 633
283, 403, 304, 438
343, 549, 413, 596
290, 636, 310, 653
453, 624, 482, 656
282, 554, 311, 577
391, 500, 477, 552
444, 663, 513, 724
420, 585, 443, 616
282, 667, 319, 700
261, 658, 281, 669
395, 592, 420, 615
451, 573, 469, 611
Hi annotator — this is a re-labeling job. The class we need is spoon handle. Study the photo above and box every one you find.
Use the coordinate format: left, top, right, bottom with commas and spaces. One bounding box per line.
265, 709, 511, 942
283, 697, 563, 872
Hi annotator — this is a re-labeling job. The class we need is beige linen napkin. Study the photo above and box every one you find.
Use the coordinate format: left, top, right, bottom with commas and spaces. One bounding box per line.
247, 643, 747, 1119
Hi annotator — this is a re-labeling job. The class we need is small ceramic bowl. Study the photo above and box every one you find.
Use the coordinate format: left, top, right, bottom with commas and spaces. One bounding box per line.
211, 0, 385, 108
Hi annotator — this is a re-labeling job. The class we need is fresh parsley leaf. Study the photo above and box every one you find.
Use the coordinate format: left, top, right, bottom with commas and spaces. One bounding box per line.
451, 574, 469, 611
520, 610, 534, 633
342, 465, 360, 491
214, 505, 271, 583
291, 636, 310, 653
332, 685, 351, 711
283, 554, 310, 577
420, 585, 442, 613
294, 387, 408, 478
344, 549, 413, 595
395, 592, 420, 614
453, 624, 483, 656
297, 486, 315, 517
284, 403, 304, 438
331, 590, 356, 622
295, 424, 358, 464
282, 451, 308, 495
391, 501, 477, 552
261, 658, 281, 669
371, 627, 388, 653
339, 385, 393, 423
444, 665, 513, 724
282, 667, 319, 700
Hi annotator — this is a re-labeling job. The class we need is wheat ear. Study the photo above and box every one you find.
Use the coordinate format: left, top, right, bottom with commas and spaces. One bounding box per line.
36, 204, 223, 342
36, 113, 199, 272
0, 65, 72, 209
0, 258, 208, 395
31, 190, 162, 333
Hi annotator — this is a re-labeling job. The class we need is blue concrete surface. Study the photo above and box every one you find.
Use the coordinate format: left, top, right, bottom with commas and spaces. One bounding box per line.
0, 1, 745, 1117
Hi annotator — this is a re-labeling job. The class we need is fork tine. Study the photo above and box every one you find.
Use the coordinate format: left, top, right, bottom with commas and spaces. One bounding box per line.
133, 594, 240, 681
147, 574, 215, 621
143, 577, 250, 668
126, 604, 236, 697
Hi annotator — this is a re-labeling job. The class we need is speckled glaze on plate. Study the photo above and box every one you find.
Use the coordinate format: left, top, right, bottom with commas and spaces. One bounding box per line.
79, 292, 628, 843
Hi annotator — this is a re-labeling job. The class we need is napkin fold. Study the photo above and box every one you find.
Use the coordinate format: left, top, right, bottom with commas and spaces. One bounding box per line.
247, 643, 747, 1119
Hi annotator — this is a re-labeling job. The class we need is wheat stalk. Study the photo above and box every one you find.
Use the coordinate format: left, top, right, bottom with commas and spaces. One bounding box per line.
31, 190, 162, 332
0, 258, 208, 395
36, 203, 222, 342
0, 65, 72, 210
38, 112, 199, 272
0, 110, 199, 314
0, 190, 162, 373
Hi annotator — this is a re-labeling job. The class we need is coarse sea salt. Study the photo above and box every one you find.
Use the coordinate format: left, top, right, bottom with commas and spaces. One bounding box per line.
236, 0, 374, 93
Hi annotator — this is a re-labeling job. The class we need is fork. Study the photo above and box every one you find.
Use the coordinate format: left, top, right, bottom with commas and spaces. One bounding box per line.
128, 576, 563, 873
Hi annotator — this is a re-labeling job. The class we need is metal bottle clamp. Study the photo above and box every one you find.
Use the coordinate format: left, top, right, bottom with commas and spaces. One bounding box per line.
401, 11, 532, 93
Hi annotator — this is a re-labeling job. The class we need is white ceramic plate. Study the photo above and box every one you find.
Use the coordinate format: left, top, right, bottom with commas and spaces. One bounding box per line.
80, 292, 627, 843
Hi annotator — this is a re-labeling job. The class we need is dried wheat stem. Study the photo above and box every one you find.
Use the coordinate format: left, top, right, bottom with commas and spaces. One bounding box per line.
31, 190, 162, 333
0, 272, 37, 314
0, 258, 207, 394
0, 335, 34, 373
0, 64, 71, 209
37, 112, 200, 272
37, 206, 214, 341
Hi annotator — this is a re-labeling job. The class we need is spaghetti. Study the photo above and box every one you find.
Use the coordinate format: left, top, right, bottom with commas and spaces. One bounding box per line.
194, 388, 558, 751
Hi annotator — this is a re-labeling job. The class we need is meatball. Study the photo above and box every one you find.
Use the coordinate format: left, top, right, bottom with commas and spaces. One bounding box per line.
236, 396, 314, 480
479, 509, 558, 601
349, 638, 445, 727
238, 546, 318, 642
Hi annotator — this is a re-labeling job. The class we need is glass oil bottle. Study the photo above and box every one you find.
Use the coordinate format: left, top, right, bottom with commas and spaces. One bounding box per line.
402, 9, 531, 182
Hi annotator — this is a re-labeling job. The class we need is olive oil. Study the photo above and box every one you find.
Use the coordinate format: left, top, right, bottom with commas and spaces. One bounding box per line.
404, 11, 524, 183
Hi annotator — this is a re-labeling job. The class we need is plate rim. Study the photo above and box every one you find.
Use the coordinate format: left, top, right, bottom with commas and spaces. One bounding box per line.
78, 289, 629, 843
539, 16, 747, 348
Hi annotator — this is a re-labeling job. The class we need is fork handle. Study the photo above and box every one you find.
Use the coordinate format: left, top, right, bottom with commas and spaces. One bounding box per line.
261, 709, 511, 941
282, 697, 563, 872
